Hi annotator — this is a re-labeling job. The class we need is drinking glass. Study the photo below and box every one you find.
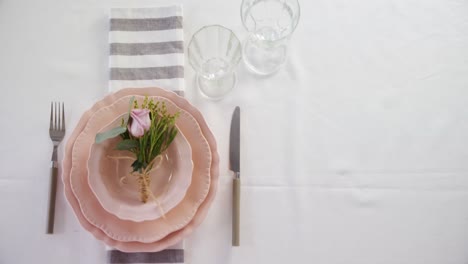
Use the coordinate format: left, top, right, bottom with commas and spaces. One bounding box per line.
241, 0, 300, 75
188, 25, 242, 100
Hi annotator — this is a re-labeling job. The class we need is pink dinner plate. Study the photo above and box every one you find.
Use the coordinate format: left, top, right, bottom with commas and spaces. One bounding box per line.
70, 95, 211, 242
62, 87, 219, 252
88, 116, 194, 222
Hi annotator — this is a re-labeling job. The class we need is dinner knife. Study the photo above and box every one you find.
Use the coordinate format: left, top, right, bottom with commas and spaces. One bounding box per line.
230, 106, 240, 246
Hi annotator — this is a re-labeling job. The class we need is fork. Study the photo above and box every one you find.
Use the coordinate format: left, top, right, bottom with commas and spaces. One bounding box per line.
47, 102, 65, 234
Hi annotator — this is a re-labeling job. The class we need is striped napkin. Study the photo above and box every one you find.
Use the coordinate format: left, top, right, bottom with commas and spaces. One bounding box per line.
109, 6, 185, 92
107, 247, 184, 263
107, 6, 185, 263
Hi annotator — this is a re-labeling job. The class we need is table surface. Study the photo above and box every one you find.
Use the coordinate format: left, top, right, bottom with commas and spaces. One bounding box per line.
1, 0, 468, 263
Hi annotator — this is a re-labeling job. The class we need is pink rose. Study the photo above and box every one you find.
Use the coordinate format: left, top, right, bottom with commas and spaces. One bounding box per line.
128, 109, 151, 138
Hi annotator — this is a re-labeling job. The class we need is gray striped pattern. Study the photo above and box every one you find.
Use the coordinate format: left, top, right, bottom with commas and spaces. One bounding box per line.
110, 41, 184, 56
108, 249, 184, 263
109, 10, 184, 85
111, 66, 184, 80
110, 17, 182, 31
107, 7, 185, 263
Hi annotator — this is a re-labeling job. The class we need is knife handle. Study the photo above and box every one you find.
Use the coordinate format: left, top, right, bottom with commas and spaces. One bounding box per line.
232, 177, 240, 246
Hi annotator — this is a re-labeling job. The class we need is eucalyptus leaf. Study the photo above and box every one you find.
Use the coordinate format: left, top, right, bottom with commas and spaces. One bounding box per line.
95, 126, 127, 144
116, 139, 139, 151
123, 96, 135, 125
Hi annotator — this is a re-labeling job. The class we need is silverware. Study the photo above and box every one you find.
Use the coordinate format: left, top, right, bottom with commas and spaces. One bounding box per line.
229, 106, 241, 246
47, 102, 65, 234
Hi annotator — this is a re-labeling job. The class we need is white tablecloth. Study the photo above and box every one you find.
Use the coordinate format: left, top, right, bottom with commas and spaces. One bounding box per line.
1, 0, 468, 263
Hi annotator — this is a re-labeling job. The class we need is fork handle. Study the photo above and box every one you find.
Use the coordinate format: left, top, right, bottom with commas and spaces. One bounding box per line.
46, 167, 58, 234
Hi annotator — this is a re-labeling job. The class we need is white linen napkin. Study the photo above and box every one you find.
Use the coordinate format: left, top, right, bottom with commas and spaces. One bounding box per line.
109, 6, 185, 92
107, 5, 185, 263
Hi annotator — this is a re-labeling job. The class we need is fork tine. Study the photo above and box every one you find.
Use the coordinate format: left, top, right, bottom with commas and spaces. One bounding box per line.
58, 103, 62, 131
54, 102, 58, 130
62, 102, 65, 131
49, 102, 53, 130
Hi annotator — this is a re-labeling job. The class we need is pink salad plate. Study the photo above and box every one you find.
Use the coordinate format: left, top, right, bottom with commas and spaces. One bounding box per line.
88, 111, 194, 222
62, 88, 219, 252
70, 95, 211, 243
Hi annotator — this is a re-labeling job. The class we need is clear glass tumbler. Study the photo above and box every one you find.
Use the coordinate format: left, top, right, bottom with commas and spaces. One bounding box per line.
188, 25, 242, 100
241, 0, 300, 75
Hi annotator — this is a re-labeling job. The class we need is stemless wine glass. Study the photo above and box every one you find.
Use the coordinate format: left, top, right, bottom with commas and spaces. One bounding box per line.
241, 0, 300, 75
188, 25, 242, 100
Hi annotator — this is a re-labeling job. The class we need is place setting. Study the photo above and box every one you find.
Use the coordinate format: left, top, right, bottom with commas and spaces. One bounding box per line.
45, 0, 300, 263
0, 0, 462, 262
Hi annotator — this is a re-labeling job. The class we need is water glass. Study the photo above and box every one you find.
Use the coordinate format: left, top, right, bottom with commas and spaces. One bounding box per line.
188, 25, 242, 100
241, 0, 300, 75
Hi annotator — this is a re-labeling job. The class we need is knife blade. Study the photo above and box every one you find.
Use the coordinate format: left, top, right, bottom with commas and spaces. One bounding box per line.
229, 106, 241, 246
230, 106, 240, 176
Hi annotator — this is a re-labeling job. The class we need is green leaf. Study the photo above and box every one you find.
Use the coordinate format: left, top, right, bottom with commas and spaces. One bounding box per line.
123, 96, 135, 126
116, 139, 139, 151
131, 159, 146, 173
95, 126, 127, 144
